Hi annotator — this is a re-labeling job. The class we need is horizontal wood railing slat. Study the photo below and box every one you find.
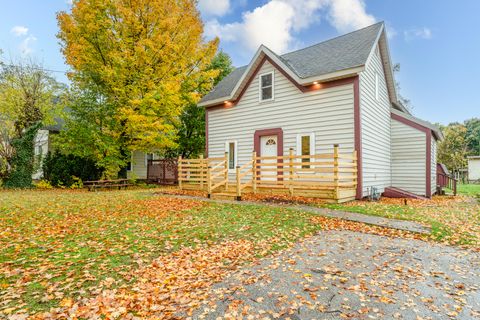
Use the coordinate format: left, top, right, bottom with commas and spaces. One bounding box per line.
179, 147, 357, 201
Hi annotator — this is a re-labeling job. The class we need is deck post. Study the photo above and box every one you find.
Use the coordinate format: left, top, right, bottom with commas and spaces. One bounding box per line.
333, 144, 339, 200
199, 154, 204, 190
252, 151, 257, 194
289, 148, 294, 196
178, 156, 183, 190
236, 166, 241, 200
207, 166, 212, 198
353, 150, 358, 189
224, 152, 229, 191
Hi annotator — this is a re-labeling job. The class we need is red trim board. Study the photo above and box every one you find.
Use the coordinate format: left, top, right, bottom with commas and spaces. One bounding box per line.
253, 128, 284, 181
391, 112, 432, 198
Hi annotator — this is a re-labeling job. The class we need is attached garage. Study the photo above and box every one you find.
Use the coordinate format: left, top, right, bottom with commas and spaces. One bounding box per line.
390, 109, 443, 198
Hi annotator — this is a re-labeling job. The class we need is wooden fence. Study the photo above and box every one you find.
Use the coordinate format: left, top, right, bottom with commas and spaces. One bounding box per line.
147, 159, 178, 185
178, 144, 357, 202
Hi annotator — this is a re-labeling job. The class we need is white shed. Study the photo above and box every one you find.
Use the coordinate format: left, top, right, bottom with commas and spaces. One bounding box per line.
468, 156, 480, 182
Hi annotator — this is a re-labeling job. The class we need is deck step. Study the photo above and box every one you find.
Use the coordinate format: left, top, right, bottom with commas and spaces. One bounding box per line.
209, 192, 241, 201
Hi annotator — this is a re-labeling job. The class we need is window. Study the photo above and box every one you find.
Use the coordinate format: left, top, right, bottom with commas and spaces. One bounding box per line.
375, 72, 379, 101
36, 145, 43, 157
296, 133, 315, 168
145, 153, 154, 166
266, 138, 276, 146
259, 72, 274, 101
225, 141, 237, 170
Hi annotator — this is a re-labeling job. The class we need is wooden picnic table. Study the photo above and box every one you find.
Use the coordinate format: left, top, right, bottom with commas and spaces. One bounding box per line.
84, 179, 133, 191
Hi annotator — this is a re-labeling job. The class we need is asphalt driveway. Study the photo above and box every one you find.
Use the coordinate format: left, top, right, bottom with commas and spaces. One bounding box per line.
192, 230, 480, 319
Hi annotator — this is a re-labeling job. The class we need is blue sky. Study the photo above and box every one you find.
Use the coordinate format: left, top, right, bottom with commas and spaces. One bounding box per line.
1, 0, 479, 125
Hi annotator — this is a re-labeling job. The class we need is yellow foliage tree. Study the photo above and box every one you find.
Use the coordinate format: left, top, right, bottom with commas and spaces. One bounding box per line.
57, 0, 218, 175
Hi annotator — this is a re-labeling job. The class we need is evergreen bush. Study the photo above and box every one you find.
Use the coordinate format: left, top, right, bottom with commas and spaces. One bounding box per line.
42, 151, 102, 187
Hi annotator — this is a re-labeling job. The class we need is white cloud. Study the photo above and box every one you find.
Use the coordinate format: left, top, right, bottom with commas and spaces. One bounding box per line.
385, 23, 398, 39
204, 0, 377, 57
19, 35, 37, 56
10, 26, 29, 37
205, 1, 293, 54
404, 27, 432, 41
198, 0, 230, 17
327, 0, 376, 33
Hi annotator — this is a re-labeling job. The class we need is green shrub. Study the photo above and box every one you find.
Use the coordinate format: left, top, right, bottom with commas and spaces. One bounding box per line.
70, 176, 83, 189
35, 180, 53, 189
42, 151, 102, 187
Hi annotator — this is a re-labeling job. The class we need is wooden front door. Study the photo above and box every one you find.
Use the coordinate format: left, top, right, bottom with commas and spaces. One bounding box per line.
260, 135, 278, 181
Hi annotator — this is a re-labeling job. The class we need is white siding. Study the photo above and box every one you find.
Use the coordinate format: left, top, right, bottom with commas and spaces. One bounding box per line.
208, 61, 355, 180
391, 118, 426, 195
32, 130, 50, 180
127, 151, 150, 179
359, 45, 391, 196
468, 159, 480, 181
431, 138, 437, 195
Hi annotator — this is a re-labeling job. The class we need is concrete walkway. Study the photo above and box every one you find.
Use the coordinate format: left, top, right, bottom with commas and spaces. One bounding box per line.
155, 193, 431, 234
191, 230, 480, 319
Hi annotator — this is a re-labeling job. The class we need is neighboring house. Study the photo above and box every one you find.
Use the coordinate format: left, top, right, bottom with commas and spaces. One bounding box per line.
199, 22, 442, 199
126, 151, 159, 180
32, 117, 157, 180
468, 156, 480, 182
32, 121, 63, 180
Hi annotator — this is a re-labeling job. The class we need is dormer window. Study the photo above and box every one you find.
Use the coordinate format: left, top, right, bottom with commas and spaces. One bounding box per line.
259, 72, 274, 101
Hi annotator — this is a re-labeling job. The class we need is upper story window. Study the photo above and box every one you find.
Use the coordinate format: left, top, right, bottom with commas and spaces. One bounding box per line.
259, 72, 274, 101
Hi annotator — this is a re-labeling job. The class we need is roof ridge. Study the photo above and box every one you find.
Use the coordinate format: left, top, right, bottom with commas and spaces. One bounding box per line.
280, 21, 384, 58
230, 22, 384, 70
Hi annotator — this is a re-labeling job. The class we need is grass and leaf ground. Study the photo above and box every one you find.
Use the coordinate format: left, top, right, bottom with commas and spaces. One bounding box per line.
457, 183, 480, 197
324, 196, 480, 246
1, 188, 478, 318
0, 189, 329, 317
164, 187, 480, 247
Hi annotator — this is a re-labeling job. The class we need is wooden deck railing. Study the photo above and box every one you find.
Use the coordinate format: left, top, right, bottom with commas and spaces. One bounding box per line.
178, 154, 227, 191
251, 144, 357, 200
179, 144, 357, 202
437, 172, 457, 195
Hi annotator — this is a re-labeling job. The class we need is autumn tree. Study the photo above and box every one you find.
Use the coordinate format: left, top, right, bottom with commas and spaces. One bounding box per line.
57, 0, 218, 176
465, 118, 480, 155
172, 51, 234, 158
437, 123, 469, 172
0, 59, 64, 136
0, 58, 64, 183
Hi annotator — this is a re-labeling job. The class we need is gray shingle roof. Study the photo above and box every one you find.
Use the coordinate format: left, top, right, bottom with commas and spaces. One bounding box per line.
200, 22, 384, 104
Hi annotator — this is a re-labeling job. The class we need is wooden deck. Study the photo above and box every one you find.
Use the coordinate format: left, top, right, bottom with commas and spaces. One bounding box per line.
178, 145, 357, 203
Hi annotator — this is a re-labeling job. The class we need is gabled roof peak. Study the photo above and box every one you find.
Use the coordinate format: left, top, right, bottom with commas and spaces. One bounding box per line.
200, 22, 386, 107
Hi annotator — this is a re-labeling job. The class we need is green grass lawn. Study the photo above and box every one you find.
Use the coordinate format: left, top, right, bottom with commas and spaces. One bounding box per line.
323, 195, 480, 246
0, 189, 323, 316
457, 183, 480, 197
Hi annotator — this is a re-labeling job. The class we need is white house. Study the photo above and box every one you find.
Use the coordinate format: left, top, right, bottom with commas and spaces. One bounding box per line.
198, 22, 442, 199
468, 156, 480, 182
32, 121, 63, 180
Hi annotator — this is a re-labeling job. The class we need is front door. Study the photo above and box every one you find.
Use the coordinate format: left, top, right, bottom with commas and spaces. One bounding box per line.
260, 135, 278, 181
